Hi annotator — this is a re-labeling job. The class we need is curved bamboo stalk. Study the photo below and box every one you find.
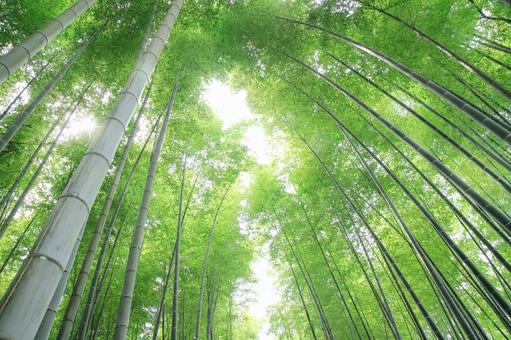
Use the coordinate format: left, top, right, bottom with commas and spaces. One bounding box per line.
0, 1, 183, 336
277, 17, 511, 146
0, 0, 97, 84
394, 84, 511, 174
303, 136, 489, 338
330, 54, 511, 193
361, 2, 511, 99
296, 83, 511, 331
287, 54, 511, 235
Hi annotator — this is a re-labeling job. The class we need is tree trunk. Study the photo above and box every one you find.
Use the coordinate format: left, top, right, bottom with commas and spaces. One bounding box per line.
0, 0, 97, 84
114, 85, 177, 340
0, 0, 183, 335
57, 68, 155, 340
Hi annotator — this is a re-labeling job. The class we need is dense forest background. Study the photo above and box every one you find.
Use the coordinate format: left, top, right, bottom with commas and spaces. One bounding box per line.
0, 0, 510, 339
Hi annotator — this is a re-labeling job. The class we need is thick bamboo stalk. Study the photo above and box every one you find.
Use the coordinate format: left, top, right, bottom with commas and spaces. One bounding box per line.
0, 1, 183, 337
34, 231, 83, 340
57, 77, 153, 340
0, 0, 97, 84
114, 85, 177, 340
78, 115, 162, 339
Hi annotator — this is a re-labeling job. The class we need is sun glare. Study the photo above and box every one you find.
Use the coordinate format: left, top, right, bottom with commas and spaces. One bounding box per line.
61, 110, 97, 141
201, 79, 254, 129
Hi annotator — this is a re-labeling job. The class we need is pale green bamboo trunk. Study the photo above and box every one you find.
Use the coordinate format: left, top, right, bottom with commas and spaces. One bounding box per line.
0, 1, 184, 338
57, 68, 154, 340
0, 0, 97, 84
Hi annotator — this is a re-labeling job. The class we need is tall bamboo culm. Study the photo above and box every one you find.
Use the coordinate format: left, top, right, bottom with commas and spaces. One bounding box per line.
114, 85, 178, 340
0, 0, 97, 84
0, 1, 184, 338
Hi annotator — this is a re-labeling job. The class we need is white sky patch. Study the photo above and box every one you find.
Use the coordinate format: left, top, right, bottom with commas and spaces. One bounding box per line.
61, 108, 97, 142
243, 126, 273, 165
249, 244, 282, 340
134, 114, 152, 144
239, 171, 253, 192
201, 79, 254, 129
201, 79, 284, 166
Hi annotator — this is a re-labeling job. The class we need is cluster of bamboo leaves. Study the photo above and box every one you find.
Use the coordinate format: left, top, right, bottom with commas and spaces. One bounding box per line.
0, 0, 510, 338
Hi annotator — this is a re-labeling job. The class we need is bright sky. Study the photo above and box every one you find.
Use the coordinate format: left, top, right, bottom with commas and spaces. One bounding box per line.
202, 79, 276, 165
202, 79, 254, 129
202, 79, 282, 339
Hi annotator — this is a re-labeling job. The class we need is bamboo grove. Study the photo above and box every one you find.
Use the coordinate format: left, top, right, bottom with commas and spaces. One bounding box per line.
0, 0, 510, 339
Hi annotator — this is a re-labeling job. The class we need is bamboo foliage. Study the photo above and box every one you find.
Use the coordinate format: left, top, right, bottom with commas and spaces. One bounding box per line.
0, 1, 510, 338
0, 34, 95, 153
